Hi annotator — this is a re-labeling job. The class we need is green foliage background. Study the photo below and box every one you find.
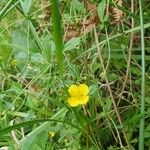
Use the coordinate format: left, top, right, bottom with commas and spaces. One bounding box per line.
0, 0, 150, 150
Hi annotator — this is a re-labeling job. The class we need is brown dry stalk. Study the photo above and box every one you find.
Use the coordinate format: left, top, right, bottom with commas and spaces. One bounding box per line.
117, 0, 134, 104
94, 29, 131, 149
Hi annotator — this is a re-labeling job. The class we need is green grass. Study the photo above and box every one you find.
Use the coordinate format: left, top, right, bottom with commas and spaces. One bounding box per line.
0, 0, 150, 149
138, 0, 145, 149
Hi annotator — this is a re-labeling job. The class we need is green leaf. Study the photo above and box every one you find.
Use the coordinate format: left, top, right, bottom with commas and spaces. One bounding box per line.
20, 0, 32, 15
22, 130, 48, 150
71, 0, 85, 12
12, 27, 28, 55
0, 34, 12, 64
31, 53, 43, 63
0, 44, 11, 64
29, 21, 44, 52
64, 37, 80, 51
19, 108, 68, 149
42, 35, 51, 63
8, 144, 16, 150
98, 0, 106, 23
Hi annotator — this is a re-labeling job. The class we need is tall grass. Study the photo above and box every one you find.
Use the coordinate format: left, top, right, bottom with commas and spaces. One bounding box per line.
138, 0, 145, 149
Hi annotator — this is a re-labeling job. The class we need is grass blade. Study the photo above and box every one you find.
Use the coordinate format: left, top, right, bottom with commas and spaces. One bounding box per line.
0, 0, 17, 20
0, 119, 82, 136
138, 0, 145, 150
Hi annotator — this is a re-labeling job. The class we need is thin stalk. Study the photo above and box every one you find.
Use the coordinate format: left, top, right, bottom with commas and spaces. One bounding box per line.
117, 0, 134, 104
138, 0, 145, 150
73, 23, 150, 62
94, 29, 130, 149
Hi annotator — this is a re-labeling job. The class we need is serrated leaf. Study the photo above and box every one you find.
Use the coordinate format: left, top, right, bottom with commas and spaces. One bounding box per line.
98, 0, 106, 23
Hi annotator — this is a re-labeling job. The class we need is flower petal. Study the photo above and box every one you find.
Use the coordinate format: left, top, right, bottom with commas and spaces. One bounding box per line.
68, 85, 78, 96
78, 96, 89, 105
67, 97, 79, 107
78, 84, 89, 96
49, 132, 55, 137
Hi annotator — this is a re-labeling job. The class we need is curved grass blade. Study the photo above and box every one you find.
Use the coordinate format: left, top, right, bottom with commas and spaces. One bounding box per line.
0, 119, 82, 136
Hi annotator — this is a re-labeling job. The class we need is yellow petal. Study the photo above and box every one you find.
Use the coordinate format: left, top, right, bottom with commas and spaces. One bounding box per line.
49, 132, 55, 137
78, 96, 89, 105
68, 85, 78, 96
67, 97, 79, 107
78, 84, 89, 96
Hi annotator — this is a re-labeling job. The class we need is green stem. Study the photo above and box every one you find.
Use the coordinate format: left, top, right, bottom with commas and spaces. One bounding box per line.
139, 0, 145, 150
51, 0, 64, 76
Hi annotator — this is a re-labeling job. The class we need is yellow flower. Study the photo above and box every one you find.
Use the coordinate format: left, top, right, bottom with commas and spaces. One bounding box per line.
49, 131, 55, 137
67, 84, 89, 107
11, 59, 17, 65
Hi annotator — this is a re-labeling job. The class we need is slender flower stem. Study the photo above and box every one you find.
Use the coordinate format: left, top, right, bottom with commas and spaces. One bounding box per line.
139, 0, 145, 149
